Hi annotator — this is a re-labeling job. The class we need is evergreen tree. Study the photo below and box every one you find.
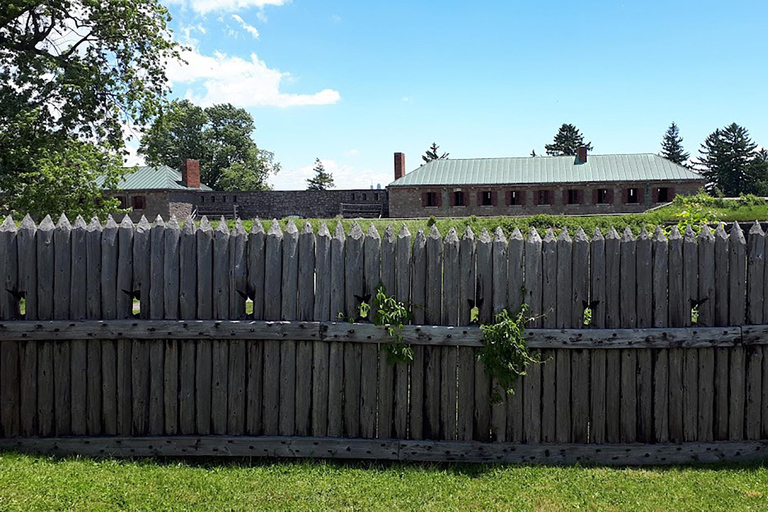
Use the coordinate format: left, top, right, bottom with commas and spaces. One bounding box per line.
544, 124, 593, 156
422, 142, 449, 163
306, 158, 335, 191
659, 122, 690, 165
698, 123, 767, 196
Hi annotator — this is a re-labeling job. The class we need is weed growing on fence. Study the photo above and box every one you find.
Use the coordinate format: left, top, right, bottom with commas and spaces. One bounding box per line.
478, 305, 540, 403
371, 285, 414, 364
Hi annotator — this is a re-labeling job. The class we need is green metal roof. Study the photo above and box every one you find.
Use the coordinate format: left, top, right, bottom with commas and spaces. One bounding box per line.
388, 154, 703, 187
108, 165, 212, 191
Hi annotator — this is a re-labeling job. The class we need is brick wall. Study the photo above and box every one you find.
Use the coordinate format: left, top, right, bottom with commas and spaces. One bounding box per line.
388, 181, 704, 218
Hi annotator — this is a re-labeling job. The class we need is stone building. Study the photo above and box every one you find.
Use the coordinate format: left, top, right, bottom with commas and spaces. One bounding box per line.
387, 148, 705, 218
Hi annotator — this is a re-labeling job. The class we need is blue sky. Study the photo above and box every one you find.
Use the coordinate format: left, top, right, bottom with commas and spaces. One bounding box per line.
136, 0, 768, 189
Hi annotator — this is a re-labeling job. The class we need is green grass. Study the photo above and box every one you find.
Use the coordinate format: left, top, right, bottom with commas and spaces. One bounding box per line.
2, 453, 768, 510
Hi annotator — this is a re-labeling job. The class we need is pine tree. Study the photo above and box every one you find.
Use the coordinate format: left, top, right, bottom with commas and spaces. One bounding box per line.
306, 158, 335, 191
544, 124, 593, 156
422, 142, 449, 163
659, 122, 690, 165
698, 123, 767, 196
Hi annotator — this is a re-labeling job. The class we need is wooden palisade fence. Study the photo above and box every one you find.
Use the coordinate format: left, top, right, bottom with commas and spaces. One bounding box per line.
2, 213, 768, 464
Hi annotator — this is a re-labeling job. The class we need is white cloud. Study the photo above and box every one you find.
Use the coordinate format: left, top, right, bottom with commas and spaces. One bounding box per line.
270, 159, 391, 191
167, 47, 341, 108
345, 149, 360, 157
167, 0, 288, 15
231, 14, 259, 38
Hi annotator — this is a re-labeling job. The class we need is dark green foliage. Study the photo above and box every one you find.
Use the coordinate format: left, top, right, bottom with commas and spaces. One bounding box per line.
659, 122, 690, 165
544, 124, 593, 156
698, 123, 768, 196
306, 158, 335, 191
140, 100, 279, 190
422, 142, 449, 163
0, 0, 179, 217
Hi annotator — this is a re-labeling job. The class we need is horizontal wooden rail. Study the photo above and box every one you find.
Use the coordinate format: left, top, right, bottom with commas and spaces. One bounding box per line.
1, 436, 767, 465
0, 320, 756, 348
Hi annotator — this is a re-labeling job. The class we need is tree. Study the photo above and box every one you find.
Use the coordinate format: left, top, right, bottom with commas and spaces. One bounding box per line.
422, 143, 449, 163
660, 122, 690, 165
306, 158, 335, 191
544, 124, 593, 156
139, 100, 278, 190
0, 0, 179, 217
698, 123, 768, 196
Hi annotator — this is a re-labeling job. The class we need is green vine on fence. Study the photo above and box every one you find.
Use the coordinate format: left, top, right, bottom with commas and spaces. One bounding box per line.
478, 305, 540, 403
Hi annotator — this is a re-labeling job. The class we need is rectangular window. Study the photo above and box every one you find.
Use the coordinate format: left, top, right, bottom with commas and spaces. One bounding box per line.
117, 196, 127, 209
508, 190, 523, 205
481, 191, 493, 206
454, 191, 466, 206
425, 192, 439, 207
131, 196, 146, 210
567, 189, 580, 205
627, 188, 639, 204
233, 196, 238, 203
538, 190, 551, 205
222, 196, 227, 203
657, 187, 670, 202
597, 189, 610, 204
362, 193, 367, 201
211, 196, 216, 203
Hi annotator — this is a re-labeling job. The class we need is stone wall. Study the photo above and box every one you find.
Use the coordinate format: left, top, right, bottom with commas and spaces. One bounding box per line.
388, 181, 704, 218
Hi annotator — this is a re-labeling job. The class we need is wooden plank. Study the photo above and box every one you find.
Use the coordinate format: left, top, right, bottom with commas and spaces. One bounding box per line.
698, 226, 716, 327
668, 348, 684, 442
164, 339, 178, 435
605, 349, 621, 443
378, 226, 396, 438
312, 340, 330, 437
745, 345, 762, 440
411, 229, 427, 325
604, 227, 620, 329
298, 222, 316, 322
541, 230, 557, 329
683, 347, 699, 441
229, 220, 247, 320
571, 228, 589, 329
524, 352, 542, 443
278, 335, 297, 436
668, 227, 684, 327
506, 228, 524, 316
149, 216, 166, 320
37, 340, 54, 436
195, 339, 212, 435
620, 227, 637, 328
131, 340, 150, 435
571, 349, 589, 443
70, 338, 87, 436
314, 223, 332, 321
344, 342, 362, 438
85, 219, 102, 320
763, 345, 768, 439
213, 218, 230, 320
0, 341, 20, 437
179, 339, 195, 435
748, 223, 766, 324
620, 349, 638, 443
636, 348, 653, 443
476, 229, 493, 325
729, 346, 745, 440
409, 344, 424, 440
327, 341, 344, 437
87, 339, 103, 435
424, 227, 442, 439
106, 338, 121, 436
425, 225, 442, 325
459, 227, 476, 326
69, 214, 87, 316
53, 340, 71, 436
263, 220, 284, 321
164, 216, 181, 320
653, 348, 669, 443
457, 346, 474, 441
381, 225, 396, 296
729, 223, 747, 326
360, 224, 381, 439
179, 217, 197, 320
590, 348, 607, 443
132, 216, 149, 319
698, 347, 715, 442
261, 339, 279, 436
247, 220, 266, 320
525, 228, 543, 327
196, 217, 214, 320
491, 227, 508, 317
116, 216, 134, 319
683, 226, 699, 328
636, 228, 652, 328
295, 340, 313, 437
19, 340, 36, 436
330, 222, 346, 322
714, 224, 729, 327
474, 358, 491, 442
440, 232, 459, 441
541, 350, 556, 442
714, 347, 730, 440
345, 222, 364, 320
246, 340, 263, 436
556, 228, 572, 328
506, 370, 524, 443
555, 349, 571, 443
211, 339, 229, 435
443, 228, 460, 325
18, 215, 37, 321
53, 215, 72, 320
281, 220, 299, 321
149, 345, 165, 433
590, 229, 605, 329
36, 216, 55, 321
0, 216, 19, 321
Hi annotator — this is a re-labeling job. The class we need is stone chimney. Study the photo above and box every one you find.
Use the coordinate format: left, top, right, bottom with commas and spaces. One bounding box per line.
576, 146, 588, 164
394, 152, 406, 180
181, 159, 200, 188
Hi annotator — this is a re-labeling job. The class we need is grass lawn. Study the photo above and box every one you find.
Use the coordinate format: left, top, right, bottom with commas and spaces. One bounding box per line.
2, 453, 768, 510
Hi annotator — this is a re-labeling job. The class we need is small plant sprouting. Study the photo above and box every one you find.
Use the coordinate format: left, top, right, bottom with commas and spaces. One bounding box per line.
478, 305, 540, 404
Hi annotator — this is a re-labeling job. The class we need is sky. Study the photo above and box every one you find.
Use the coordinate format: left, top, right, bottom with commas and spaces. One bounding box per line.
130, 0, 768, 190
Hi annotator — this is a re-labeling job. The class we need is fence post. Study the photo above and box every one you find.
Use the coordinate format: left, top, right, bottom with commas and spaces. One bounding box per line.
748, 221, 765, 324
393, 224, 411, 440
132, 216, 149, 320
18, 215, 37, 322
229, 219, 247, 320
327, 222, 345, 438
361, 224, 380, 439
729, 222, 747, 326
474, 229, 492, 442
441, 228, 459, 441
524, 228, 542, 328
344, 222, 364, 438
116, 215, 134, 319
150, 216, 166, 320
573, 227, 591, 327
164, 216, 181, 320
247, 220, 265, 321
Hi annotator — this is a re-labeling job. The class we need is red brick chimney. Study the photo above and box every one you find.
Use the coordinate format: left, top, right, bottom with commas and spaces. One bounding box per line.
181, 159, 200, 188
576, 146, 588, 164
394, 152, 406, 180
